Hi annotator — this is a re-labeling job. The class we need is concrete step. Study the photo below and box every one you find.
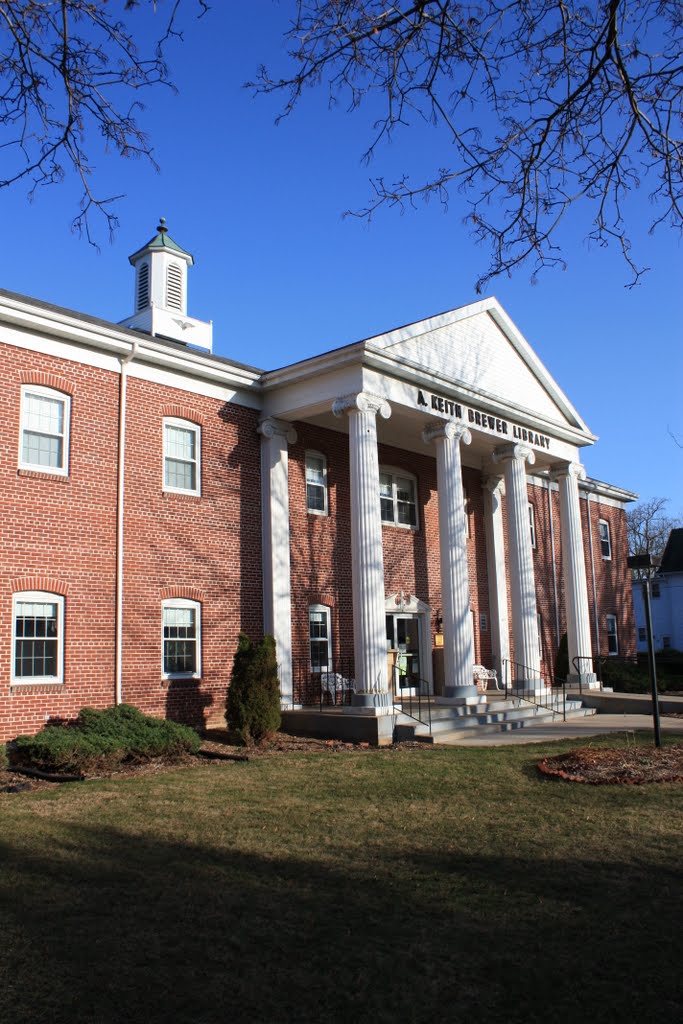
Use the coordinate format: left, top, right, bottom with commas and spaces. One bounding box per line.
393, 700, 596, 743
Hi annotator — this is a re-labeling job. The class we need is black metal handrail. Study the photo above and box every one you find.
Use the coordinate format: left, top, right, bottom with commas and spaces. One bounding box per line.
291, 658, 356, 710
571, 655, 602, 693
390, 666, 432, 732
572, 653, 640, 694
501, 659, 567, 720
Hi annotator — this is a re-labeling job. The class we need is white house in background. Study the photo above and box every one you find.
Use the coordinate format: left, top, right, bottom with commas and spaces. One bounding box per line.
633, 529, 683, 652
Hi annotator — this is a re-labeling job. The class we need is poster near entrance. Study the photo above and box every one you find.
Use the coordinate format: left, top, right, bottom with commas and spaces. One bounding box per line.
386, 614, 421, 697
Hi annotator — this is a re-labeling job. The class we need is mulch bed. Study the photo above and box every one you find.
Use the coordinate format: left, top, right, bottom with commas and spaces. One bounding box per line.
538, 744, 683, 785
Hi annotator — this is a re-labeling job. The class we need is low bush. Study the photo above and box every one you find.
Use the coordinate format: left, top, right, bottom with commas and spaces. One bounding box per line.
226, 633, 281, 746
0, 743, 7, 770
10, 704, 200, 774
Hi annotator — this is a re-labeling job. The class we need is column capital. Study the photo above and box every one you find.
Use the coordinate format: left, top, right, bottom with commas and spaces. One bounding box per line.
492, 442, 536, 467
422, 420, 472, 447
258, 417, 297, 444
549, 461, 586, 482
481, 474, 504, 495
332, 392, 391, 420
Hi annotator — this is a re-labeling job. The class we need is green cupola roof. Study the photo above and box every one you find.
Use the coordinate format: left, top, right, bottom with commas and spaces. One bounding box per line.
128, 217, 194, 266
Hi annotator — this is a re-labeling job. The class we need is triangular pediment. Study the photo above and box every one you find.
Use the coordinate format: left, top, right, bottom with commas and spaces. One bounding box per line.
366, 298, 590, 433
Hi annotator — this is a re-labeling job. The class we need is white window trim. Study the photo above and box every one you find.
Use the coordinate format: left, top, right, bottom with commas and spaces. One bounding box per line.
537, 612, 543, 659
528, 502, 536, 550
379, 466, 419, 530
305, 450, 328, 516
18, 385, 70, 477
606, 613, 618, 656
162, 598, 201, 679
598, 519, 612, 560
163, 417, 201, 496
12, 591, 65, 685
309, 603, 332, 673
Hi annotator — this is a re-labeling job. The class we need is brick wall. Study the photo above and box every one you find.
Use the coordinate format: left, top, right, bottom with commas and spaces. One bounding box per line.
0, 341, 262, 741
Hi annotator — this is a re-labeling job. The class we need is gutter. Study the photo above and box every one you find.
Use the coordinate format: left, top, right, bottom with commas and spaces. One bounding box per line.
115, 340, 138, 704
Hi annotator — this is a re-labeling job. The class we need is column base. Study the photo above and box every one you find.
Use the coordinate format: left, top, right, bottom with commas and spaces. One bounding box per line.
343, 691, 394, 716
436, 684, 479, 706
567, 673, 599, 689
513, 681, 550, 697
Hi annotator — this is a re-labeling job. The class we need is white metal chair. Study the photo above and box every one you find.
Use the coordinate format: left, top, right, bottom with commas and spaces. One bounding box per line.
473, 664, 501, 693
320, 672, 355, 702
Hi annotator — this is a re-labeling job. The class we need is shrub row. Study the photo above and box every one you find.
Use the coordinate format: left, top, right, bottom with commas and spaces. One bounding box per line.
10, 704, 200, 774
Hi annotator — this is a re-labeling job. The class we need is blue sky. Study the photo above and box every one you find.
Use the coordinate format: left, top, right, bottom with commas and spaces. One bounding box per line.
2, 2, 681, 513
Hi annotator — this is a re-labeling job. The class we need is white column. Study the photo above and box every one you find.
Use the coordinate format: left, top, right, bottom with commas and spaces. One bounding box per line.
333, 392, 392, 709
482, 475, 510, 674
423, 421, 476, 701
492, 443, 543, 691
258, 417, 297, 708
551, 462, 597, 688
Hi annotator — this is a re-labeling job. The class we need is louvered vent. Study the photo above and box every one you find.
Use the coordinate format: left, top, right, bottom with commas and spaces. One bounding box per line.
136, 262, 149, 311
167, 262, 183, 311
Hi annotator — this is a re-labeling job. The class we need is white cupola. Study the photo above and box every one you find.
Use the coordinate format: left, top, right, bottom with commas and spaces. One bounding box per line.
119, 218, 213, 351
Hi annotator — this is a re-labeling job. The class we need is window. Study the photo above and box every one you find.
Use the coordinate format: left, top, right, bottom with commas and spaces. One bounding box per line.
537, 612, 543, 659
305, 451, 328, 514
638, 627, 647, 642
598, 519, 611, 560
380, 470, 417, 527
651, 581, 661, 598
12, 592, 64, 683
480, 612, 488, 633
162, 599, 200, 677
606, 614, 618, 656
163, 418, 200, 494
309, 605, 331, 672
663, 636, 672, 650
528, 502, 536, 549
464, 490, 470, 538
19, 386, 70, 475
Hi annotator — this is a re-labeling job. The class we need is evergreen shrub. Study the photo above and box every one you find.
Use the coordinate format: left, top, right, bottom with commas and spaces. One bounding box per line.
10, 704, 200, 774
226, 633, 281, 745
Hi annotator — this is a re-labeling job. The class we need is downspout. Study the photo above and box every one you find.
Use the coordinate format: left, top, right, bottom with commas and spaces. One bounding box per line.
585, 486, 601, 659
546, 477, 561, 649
115, 340, 138, 705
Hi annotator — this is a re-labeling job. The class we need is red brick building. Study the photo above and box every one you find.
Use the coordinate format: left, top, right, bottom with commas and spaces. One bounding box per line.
0, 223, 635, 742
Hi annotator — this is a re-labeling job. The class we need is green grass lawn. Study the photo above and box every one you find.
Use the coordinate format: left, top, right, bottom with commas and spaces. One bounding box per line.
1, 735, 681, 1024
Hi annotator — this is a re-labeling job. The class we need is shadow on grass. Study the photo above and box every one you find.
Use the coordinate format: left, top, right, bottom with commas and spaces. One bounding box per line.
1, 824, 681, 1024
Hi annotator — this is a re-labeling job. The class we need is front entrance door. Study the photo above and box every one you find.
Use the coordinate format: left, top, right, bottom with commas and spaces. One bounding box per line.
386, 614, 421, 696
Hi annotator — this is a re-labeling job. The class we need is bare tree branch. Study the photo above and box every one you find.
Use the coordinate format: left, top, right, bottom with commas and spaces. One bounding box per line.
627, 496, 683, 561
253, 1, 683, 290
0, 0, 209, 241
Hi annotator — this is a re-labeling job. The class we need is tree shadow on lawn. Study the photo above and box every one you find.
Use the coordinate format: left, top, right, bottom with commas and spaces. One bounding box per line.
1, 826, 680, 1024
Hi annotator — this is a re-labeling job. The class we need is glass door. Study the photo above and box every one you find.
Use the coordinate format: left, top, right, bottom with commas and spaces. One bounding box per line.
386, 614, 421, 697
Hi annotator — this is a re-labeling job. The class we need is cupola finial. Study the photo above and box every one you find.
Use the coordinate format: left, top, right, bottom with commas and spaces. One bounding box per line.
157, 216, 167, 234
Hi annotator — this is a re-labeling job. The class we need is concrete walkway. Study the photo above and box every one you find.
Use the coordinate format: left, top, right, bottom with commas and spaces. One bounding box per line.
436, 692, 683, 747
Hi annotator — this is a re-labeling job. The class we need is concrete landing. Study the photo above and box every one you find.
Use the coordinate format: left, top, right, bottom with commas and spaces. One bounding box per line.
435, 712, 683, 746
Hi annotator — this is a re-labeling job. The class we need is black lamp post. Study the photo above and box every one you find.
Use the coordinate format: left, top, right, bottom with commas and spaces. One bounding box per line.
627, 553, 662, 748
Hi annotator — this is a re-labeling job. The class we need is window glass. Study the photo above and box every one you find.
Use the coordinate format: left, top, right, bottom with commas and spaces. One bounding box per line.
638, 627, 646, 642
305, 452, 327, 513
164, 420, 200, 494
598, 519, 611, 559
380, 469, 418, 527
20, 388, 68, 472
651, 581, 660, 598
528, 503, 536, 549
163, 602, 199, 675
13, 593, 63, 682
309, 606, 331, 672
606, 614, 618, 655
